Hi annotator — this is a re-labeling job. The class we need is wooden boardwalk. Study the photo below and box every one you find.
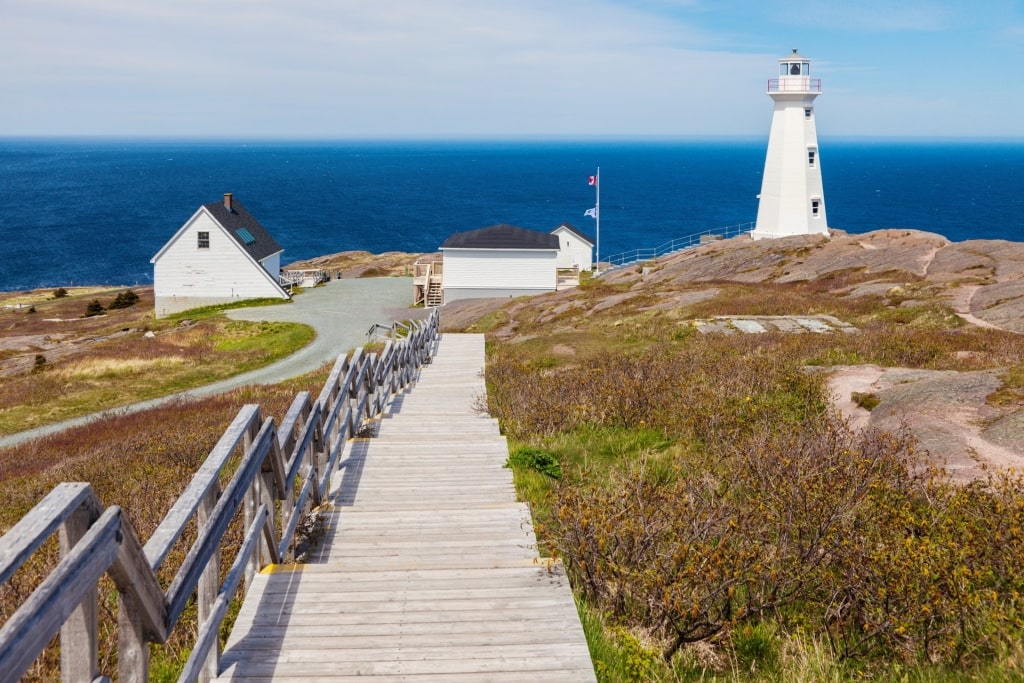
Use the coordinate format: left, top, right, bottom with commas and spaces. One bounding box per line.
215, 334, 596, 681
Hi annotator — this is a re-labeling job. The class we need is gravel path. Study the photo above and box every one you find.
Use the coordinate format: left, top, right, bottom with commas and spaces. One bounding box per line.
0, 277, 420, 450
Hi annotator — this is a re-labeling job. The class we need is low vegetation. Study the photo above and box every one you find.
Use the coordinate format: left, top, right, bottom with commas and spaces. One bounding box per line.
0, 368, 331, 681
3, 239, 1024, 681
0, 287, 312, 435
484, 277, 1024, 681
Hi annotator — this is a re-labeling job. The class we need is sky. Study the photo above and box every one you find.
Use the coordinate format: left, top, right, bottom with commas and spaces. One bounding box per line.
1, 0, 1022, 139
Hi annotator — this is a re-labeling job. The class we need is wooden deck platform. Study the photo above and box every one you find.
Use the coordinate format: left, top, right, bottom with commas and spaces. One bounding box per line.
215, 334, 595, 681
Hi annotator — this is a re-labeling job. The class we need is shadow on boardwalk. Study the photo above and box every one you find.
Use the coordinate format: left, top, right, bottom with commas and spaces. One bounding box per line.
215, 334, 596, 681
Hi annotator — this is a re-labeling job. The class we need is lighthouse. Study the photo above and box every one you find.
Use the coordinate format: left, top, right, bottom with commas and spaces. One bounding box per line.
752, 50, 829, 239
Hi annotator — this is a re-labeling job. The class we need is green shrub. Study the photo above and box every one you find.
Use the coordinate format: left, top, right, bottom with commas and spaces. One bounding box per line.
52, 287, 68, 298
84, 299, 105, 317
506, 446, 561, 479
852, 391, 881, 410
731, 622, 779, 674
108, 289, 139, 309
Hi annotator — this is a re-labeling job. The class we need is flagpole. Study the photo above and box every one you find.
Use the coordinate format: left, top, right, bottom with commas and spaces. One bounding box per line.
595, 166, 601, 275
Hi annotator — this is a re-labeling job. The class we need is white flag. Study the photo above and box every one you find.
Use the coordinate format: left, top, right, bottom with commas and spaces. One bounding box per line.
584, 207, 597, 218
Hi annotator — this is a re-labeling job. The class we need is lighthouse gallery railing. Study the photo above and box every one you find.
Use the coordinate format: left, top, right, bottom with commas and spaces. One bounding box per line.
767, 78, 822, 93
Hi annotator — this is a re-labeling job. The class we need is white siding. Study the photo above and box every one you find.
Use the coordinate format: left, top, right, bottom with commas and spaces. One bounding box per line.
152, 209, 288, 317
260, 251, 282, 277
443, 249, 557, 300
552, 229, 594, 271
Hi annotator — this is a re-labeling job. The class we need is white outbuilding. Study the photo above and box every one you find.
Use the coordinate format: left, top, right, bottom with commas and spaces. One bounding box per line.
440, 224, 560, 303
551, 222, 595, 273
151, 193, 290, 317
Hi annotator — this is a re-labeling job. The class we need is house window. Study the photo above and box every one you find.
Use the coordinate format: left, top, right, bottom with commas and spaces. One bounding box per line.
198, 231, 210, 249
811, 199, 821, 217
805, 107, 813, 119
808, 148, 817, 167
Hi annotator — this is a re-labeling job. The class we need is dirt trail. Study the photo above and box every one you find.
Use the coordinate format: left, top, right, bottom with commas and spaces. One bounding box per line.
946, 284, 1004, 330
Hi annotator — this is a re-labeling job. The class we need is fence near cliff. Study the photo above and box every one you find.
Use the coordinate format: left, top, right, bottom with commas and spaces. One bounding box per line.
602, 221, 755, 270
0, 308, 439, 683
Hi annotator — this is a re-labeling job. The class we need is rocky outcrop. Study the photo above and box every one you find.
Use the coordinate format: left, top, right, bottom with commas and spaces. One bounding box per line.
602, 229, 1024, 333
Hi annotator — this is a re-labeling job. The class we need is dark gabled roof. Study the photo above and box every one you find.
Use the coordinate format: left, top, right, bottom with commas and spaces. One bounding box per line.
552, 222, 594, 245
441, 224, 560, 250
204, 196, 283, 263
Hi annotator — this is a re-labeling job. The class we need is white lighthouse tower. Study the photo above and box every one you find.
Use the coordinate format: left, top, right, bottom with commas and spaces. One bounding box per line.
752, 49, 829, 239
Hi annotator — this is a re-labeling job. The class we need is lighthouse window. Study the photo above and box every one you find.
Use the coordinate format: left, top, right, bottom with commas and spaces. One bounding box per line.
790, 63, 801, 75
808, 149, 817, 167
781, 63, 789, 76
811, 199, 821, 216
805, 107, 813, 119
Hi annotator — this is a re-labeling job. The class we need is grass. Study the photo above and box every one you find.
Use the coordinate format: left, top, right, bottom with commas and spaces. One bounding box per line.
851, 391, 881, 411
0, 365, 333, 681
0, 289, 315, 435
477, 273, 1024, 682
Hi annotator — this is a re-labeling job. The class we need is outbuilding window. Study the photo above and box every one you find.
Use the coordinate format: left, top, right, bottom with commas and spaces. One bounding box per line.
198, 231, 210, 249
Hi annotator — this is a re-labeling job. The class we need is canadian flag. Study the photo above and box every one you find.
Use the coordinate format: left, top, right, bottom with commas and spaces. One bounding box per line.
587, 175, 596, 186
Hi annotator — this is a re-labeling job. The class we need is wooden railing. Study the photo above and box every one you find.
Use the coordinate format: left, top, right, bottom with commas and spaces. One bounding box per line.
413, 260, 444, 307
280, 268, 329, 289
0, 309, 439, 683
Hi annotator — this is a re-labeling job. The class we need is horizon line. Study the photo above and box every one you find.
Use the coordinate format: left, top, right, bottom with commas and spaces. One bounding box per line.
2, 134, 1024, 145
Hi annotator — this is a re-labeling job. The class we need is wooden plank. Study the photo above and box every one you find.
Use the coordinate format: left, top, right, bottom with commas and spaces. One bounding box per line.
0, 506, 120, 681
215, 333, 594, 682
218, 651, 594, 678
0, 482, 98, 586
215, 672, 596, 683
165, 417, 276, 627
144, 404, 261, 570
179, 505, 270, 683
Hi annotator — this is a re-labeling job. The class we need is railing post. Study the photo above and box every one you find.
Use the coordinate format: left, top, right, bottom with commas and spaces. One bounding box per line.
117, 590, 150, 683
196, 481, 220, 683
243, 417, 262, 590
59, 502, 99, 683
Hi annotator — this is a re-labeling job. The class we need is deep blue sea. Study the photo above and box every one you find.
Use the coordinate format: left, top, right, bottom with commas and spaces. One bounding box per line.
0, 138, 1022, 291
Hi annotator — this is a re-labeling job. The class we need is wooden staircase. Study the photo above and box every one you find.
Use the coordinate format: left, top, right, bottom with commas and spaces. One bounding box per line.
425, 278, 444, 307
214, 334, 595, 681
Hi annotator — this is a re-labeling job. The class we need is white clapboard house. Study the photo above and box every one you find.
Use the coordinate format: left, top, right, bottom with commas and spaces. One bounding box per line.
439, 224, 560, 303
551, 222, 594, 272
151, 193, 289, 317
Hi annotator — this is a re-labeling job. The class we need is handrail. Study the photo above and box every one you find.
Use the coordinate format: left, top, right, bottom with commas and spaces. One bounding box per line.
600, 222, 755, 271
767, 77, 821, 93
0, 308, 439, 683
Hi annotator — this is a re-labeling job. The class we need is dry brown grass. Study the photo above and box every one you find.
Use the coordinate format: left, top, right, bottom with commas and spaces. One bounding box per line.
473, 261, 1024, 679
0, 286, 313, 435
0, 366, 331, 680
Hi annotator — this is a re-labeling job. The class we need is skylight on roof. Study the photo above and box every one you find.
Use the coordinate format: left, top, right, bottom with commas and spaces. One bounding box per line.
236, 228, 256, 245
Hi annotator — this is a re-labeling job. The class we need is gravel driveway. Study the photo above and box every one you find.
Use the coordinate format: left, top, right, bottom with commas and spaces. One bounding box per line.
0, 277, 420, 449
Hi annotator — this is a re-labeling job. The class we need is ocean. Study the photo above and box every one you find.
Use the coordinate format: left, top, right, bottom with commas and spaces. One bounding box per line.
0, 138, 1022, 291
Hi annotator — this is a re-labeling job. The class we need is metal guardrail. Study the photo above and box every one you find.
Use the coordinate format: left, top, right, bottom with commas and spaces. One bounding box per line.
0, 309, 440, 683
601, 222, 755, 271
767, 78, 821, 93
